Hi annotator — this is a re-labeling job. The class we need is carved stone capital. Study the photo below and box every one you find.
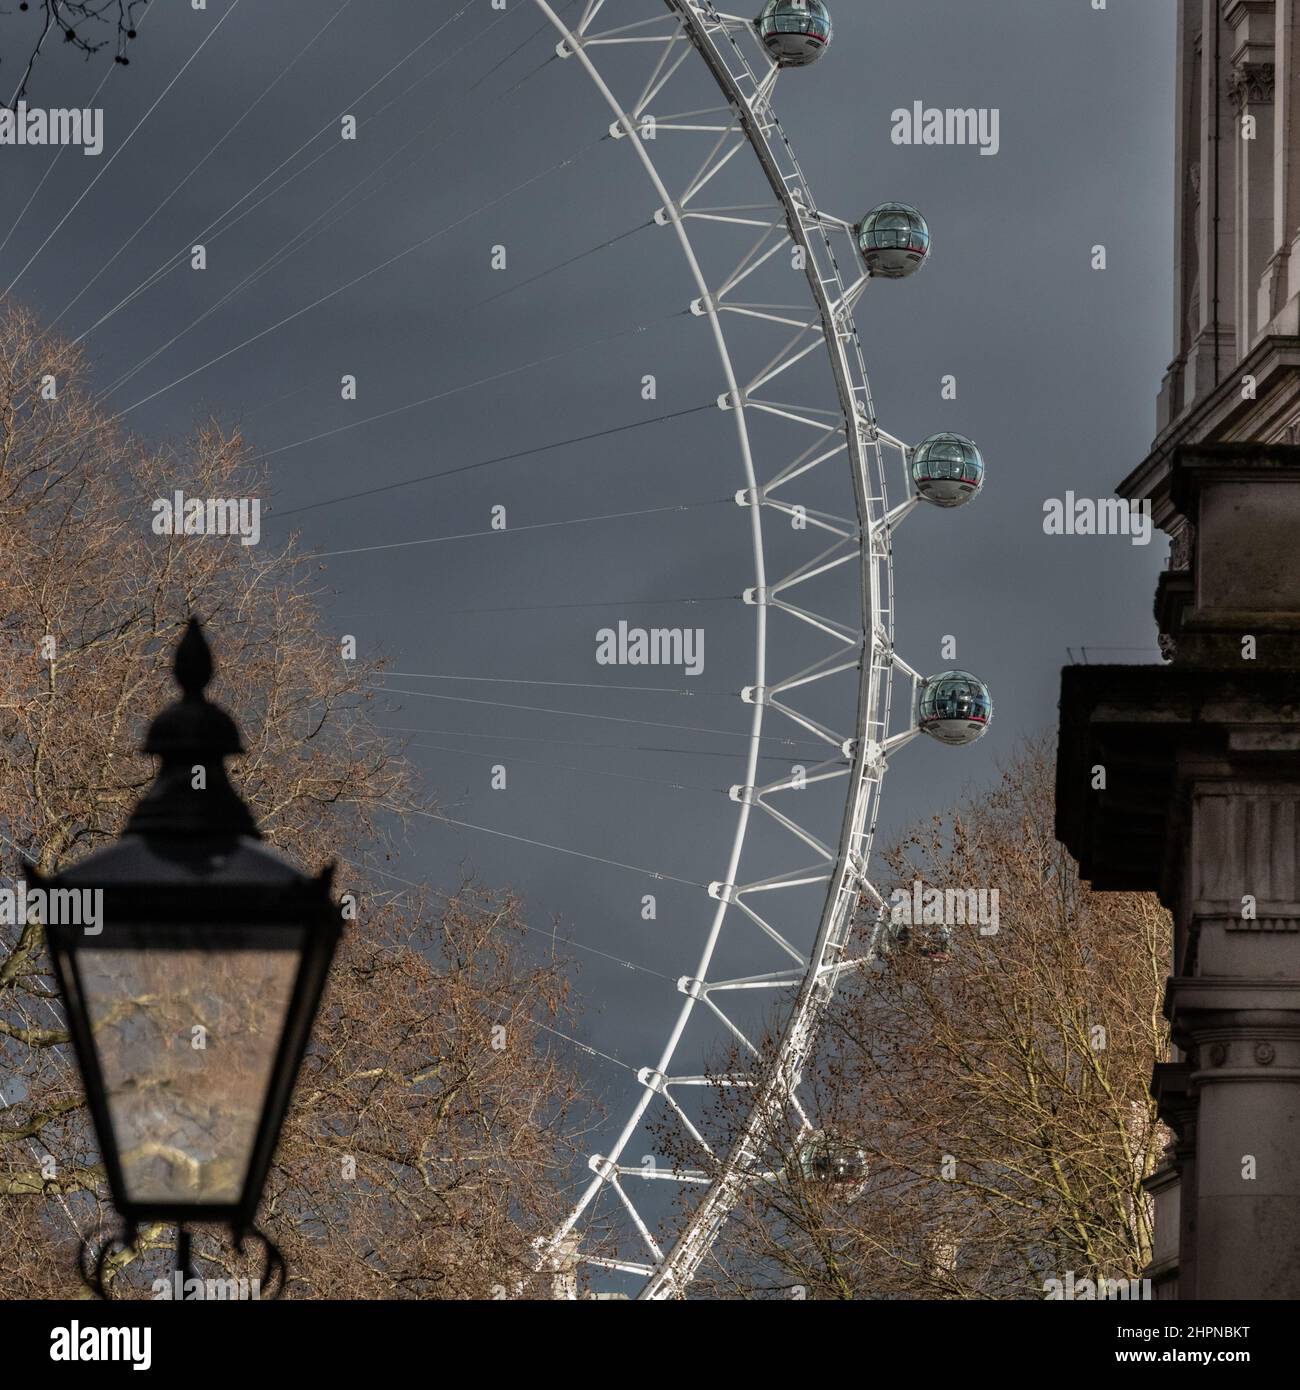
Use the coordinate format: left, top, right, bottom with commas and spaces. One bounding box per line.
1228, 61, 1275, 110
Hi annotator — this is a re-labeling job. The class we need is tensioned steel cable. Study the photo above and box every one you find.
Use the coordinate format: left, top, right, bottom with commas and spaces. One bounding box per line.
267, 404, 715, 520
375, 723, 815, 762
2, 0, 245, 299
91, 0, 556, 393
471, 220, 653, 310
464, 1, 573, 96
68, 0, 490, 349
254, 314, 683, 469
102, 137, 608, 424
25, 308, 682, 489
370, 685, 834, 754
337, 854, 674, 983
0, 0, 157, 257
74, 0, 580, 393
26, 132, 619, 486
312, 496, 727, 559
535, 1023, 640, 1075
16, 10, 608, 488
388, 595, 736, 617
399, 805, 706, 889
405, 739, 721, 795
50, 0, 357, 330
384, 672, 731, 697
121, 39, 578, 408
166, 150, 635, 378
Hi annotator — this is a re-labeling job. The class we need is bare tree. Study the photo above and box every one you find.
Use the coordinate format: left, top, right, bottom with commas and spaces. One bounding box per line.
3, 1, 146, 107
662, 738, 1171, 1299
0, 299, 586, 1298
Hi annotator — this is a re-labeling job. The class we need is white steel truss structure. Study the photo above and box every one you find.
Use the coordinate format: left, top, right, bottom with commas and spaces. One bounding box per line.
532, 0, 932, 1298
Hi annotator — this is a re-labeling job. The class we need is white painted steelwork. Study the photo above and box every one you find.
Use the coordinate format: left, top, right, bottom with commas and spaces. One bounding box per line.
533, 0, 933, 1298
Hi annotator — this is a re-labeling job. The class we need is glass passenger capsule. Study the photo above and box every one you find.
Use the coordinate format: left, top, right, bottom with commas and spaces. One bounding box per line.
916, 922, 954, 960
797, 1131, 870, 1196
912, 432, 985, 508
918, 671, 993, 747
756, 0, 833, 67
882, 917, 954, 961
857, 202, 931, 278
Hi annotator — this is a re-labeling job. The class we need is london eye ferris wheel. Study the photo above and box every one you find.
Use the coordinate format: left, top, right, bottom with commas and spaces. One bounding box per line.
524, 0, 992, 1297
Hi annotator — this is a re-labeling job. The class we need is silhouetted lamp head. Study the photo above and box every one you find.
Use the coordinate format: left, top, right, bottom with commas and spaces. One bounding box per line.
35, 618, 342, 1252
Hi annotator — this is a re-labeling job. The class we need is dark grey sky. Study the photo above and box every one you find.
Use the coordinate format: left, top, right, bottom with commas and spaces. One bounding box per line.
1, 0, 1176, 1260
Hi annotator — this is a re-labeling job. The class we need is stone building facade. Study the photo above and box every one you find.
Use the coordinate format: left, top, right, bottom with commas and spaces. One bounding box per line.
1056, 0, 1300, 1300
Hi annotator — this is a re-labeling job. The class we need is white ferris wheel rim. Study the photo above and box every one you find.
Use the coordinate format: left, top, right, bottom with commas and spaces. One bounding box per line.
531, 0, 924, 1298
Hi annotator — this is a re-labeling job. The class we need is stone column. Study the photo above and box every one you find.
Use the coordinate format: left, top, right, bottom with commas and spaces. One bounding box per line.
1184, 0, 1239, 398
1224, 4, 1275, 345
1057, 443, 1300, 1299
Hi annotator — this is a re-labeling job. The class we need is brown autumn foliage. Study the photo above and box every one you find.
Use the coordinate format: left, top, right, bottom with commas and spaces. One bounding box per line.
669, 738, 1172, 1299
0, 299, 584, 1298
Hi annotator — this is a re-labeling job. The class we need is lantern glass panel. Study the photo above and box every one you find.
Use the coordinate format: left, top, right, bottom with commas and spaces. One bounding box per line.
76, 935, 301, 1206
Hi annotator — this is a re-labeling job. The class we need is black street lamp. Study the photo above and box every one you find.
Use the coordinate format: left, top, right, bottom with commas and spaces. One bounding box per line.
33, 619, 342, 1298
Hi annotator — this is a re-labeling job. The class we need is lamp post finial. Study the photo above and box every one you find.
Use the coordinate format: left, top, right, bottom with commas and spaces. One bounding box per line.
175, 617, 213, 699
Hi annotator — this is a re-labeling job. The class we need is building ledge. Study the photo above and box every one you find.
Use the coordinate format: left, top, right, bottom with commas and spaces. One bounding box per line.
1125, 337, 1300, 526
1057, 665, 1300, 894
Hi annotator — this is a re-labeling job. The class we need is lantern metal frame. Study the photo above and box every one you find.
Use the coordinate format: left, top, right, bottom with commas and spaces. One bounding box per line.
36, 618, 342, 1298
